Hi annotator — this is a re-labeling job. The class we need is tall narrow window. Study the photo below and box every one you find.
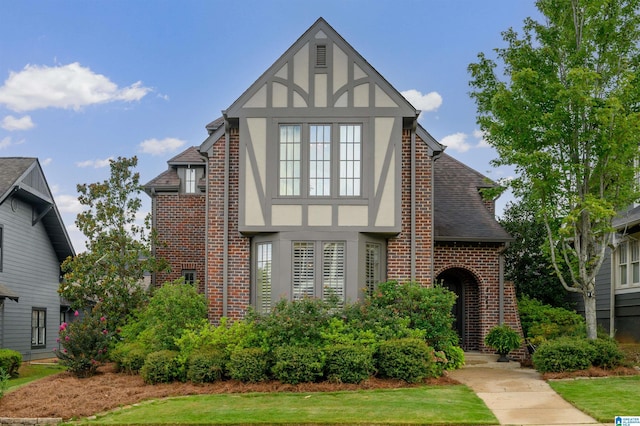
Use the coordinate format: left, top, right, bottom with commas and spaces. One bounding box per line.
293, 242, 314, 300
309, 125, 331, 196
365, 243, 381, 296
631, 240, 640, 285
339, 125, 361, 196
322, 242, 345, 303
185, 168, 196, 193
31, 308, 46, 348
619, 243, 628, 286
256, 242, 272, 313
279, 125, 301, 196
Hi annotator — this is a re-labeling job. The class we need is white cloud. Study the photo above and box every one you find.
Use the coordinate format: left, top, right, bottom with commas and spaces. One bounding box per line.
139, 137, 185, 156
76, 157, 113, 168
473, 129, 491, 148
56, 194, 85, 214
400, 89, 443, 113
441, 132, 472, 153
0, 62, 151, 112
0, 136, 25, 149
41, 157, 52, 166
1, 115, 34, 131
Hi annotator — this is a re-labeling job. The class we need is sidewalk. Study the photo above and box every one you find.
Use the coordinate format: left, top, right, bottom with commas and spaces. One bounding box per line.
448, 353, 614, 426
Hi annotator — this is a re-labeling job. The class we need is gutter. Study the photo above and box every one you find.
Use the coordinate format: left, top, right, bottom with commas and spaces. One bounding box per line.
410, 118, 417, 281
497, 242, 510, 325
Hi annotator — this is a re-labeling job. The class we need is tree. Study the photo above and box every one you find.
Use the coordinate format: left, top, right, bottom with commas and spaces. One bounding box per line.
469, 0, 640, 338
500, 197, 569, 307
60, 156, 167, 330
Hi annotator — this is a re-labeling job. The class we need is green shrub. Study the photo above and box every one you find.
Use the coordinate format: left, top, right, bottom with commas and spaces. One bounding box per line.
0, 349, 22, 377
111, 342, 148, 374
376, 338, 435, 383
484, 324, 522, 356
140, 350, 183, 384
368, 281, 458, 349
324, 344, 374, 384
588, 338, 625, 369
340, 301, 426, 344
272, 346, 324, 384
441, 344, 465, 370
532, 337, 595, 373
249, 298, 335, 350
0, 368, 9, 399
227, 348, 269, 383
176, 318, 258, 359
123, 279, 208, 353
518, 297, 585, 346
187, 349, 227, 383
55, 310, 112, 378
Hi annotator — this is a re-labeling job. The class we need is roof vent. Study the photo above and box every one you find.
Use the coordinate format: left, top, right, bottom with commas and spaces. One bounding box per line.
316, 45, 327, 67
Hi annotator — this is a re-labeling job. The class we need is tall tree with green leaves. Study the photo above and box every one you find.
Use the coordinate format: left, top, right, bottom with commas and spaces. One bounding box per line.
60, 156, 167, 330
469, 0, 640, 338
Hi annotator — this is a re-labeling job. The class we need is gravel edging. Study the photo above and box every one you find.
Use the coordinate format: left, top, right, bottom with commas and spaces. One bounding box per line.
0, 418, 62, 426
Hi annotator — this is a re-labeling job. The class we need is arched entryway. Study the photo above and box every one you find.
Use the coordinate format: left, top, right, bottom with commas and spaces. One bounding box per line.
437, 268, 480, 351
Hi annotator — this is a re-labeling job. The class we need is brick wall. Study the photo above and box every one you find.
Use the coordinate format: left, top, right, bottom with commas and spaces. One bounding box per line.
206, 127, 251, 322
153, 193, 206, 293
387, 129, 433, 284
435, 242, 525, 358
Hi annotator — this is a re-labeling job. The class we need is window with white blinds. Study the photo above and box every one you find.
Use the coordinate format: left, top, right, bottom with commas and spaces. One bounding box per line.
293, 242, 315, 300
365, 243, 381, 296
256, 242, 272, 313
185, 168, 196, 193
322, 242, 345, 303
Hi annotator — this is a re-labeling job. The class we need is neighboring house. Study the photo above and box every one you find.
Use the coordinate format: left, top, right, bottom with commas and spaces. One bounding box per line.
145, 18, 520, 354
580, 206, 640, 342
0, 158, 75, 360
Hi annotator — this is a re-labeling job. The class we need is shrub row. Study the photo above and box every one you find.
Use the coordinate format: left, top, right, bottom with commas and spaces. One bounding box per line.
137, 338, 438, 385
518, 297, 585, 347
532, 336, 625, 373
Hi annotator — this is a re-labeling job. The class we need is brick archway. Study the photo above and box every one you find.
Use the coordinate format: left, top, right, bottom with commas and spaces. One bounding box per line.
437, 268, 481, 351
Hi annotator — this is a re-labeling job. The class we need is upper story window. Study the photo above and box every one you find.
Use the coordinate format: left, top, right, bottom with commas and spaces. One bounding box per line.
616, 238, 640, 289
185, 168, 197, 194
279, 123, 362, 197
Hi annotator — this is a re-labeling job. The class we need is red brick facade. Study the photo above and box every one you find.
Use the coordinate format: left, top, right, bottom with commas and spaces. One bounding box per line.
205, 128, 251, 322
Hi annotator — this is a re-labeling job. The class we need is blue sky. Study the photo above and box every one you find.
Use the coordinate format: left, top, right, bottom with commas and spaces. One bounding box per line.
0, 0, 540, 252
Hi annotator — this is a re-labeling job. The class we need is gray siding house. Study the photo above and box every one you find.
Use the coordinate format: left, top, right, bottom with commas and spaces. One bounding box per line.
0, 158, 74, 360
583, 206, 640, 342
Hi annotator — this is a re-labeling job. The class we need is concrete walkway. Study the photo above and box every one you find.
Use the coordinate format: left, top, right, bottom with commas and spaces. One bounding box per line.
448, 353, 614, 426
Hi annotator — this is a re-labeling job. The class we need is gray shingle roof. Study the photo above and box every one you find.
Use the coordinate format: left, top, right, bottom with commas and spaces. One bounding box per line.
434, 153, 511, 242
0, 157, 36, 201
167, 146, 206, 165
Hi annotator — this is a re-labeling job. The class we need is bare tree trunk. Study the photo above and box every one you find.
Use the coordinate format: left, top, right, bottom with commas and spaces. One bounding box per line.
583, 291, 598, 340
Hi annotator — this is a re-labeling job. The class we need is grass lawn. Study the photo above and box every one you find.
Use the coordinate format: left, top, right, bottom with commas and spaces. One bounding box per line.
78, 385, 497, 425
7, 362, 66, 391
549, 376, 640, 422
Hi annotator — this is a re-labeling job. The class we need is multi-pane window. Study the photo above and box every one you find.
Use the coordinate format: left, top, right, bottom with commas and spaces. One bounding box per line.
617, 239, 640, 288
185, 168, 196, 193
293, 242, 315, 300
256, 242, 272, 313
279, 125, 301, 196
365, 243, 381, 296
31, 308, 46, 348
322, 242, 345, 302
278, 123, 362, 197
309, 125, 331, 196
182, 269, 196, 285
340, 125, 361, 196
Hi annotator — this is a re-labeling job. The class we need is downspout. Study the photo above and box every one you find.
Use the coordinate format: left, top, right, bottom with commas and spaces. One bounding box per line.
223, 116, 230, 317
610, 243, 616, 338
150, 188, 157, 287
410, 119, 417, 282
498, 242, 510, 325
201, 151, 209, 314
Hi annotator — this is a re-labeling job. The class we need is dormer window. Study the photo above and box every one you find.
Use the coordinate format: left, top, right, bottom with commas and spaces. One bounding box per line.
185, 168, 196, 193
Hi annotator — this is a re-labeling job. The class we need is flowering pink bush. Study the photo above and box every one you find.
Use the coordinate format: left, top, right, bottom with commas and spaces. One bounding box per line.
55, 309, 113, 377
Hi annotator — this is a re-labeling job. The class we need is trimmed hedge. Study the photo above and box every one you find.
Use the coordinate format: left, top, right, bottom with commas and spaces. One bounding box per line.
111, 342, 147, 374
376, 338, 434, 383
187, 349, 226, 383
0, 349, 22, 377
272, 346, 324, 384
532, 337, 595, 373
228, 348, 270, 383
588, 338, 625, 369
324, 344, 374, 384
140, 350, 183, 384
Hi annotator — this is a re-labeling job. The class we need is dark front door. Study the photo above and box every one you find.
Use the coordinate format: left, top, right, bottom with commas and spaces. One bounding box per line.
443, 278, 464, 346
